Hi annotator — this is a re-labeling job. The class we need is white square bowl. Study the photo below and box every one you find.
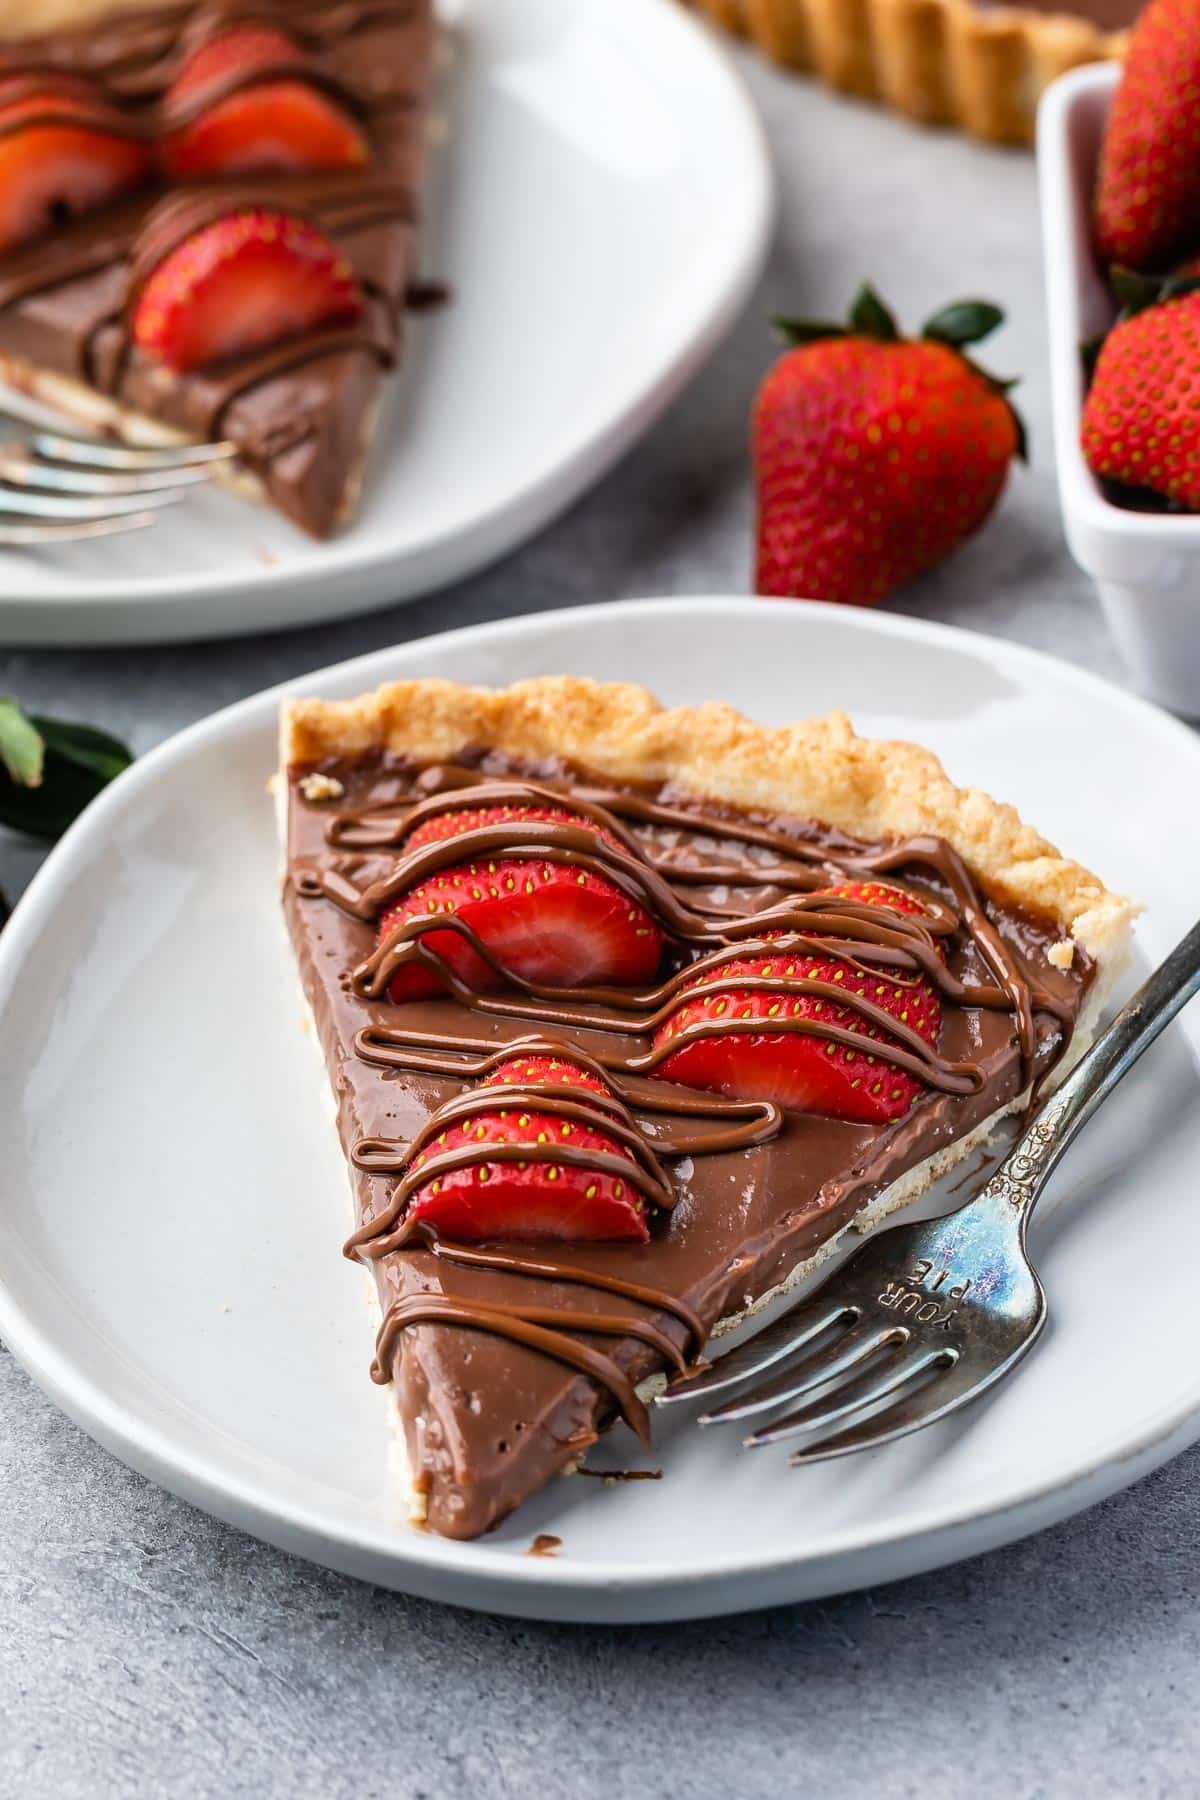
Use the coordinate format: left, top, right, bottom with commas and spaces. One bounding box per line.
1038, 62, 1200, 718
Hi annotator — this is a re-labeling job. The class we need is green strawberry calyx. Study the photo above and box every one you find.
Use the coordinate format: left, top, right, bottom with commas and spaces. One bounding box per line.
771, 282, 1027, 462
1080, 266, 1200, 386
1109, 264, 1200, 318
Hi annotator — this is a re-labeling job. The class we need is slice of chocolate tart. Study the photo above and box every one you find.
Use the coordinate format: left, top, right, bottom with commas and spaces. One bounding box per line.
0, 0, 438, 536
278, 677, 1135, 1540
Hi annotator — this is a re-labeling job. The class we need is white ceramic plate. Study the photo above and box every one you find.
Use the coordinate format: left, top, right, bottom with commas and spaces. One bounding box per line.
2, 598, 1197, 1624
0, 1, 770, 647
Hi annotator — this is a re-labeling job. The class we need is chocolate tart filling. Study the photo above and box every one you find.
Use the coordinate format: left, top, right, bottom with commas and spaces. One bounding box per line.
283, 745, 1094, 1540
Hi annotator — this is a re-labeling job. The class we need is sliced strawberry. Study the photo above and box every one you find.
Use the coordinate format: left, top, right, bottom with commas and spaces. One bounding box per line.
403, 801, 619, 856
480, 1050, 613, 1099
652, 880, 942, 1125
132, 208, 364, 374
404, 1053, 649, 1242
378, 803, 663, 1003
162, 25, 367, 179
0, 90, 151, 254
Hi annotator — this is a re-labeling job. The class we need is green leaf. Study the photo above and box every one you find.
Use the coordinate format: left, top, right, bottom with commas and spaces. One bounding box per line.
1160, 274, 1200, 304
1105, 265, 1200, 323
1109, 264, 1166, 318
34, 717, 133, 785
0, 710, 133, 842
772, 314, 847, 348
922, 299, 1005, 349
0, 696, 44, 788
848, 283, 899, 342
1007, 399, 1029, 466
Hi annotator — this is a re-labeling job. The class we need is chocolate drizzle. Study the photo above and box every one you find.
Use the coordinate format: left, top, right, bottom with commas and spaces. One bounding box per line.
305, 771, 1071, 1094
0, 57, 375, 140
2, 1, 423, 105
351, 1036, 751, 1420
370, 1293, 676, 1447
287, 760, 1087, 1442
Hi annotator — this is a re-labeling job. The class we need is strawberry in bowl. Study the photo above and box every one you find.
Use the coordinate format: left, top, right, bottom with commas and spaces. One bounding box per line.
1094, 0, 1200, 273
1080, 267, 1200, 511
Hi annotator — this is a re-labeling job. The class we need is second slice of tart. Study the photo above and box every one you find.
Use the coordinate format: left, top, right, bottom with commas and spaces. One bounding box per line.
279, 677, 1135, 1540
0, 0, 439, 537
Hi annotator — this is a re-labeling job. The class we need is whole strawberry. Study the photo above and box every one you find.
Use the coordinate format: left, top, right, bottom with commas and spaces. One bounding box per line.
1081, 270, 1200, 507
1094, 0, 1200, 272
753, 286, 1023, 605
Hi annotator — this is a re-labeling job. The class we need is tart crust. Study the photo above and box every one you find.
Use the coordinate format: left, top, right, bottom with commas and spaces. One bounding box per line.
280, 673, 1138, 976
0, 0, 163, 34
683, 0, 1127, 145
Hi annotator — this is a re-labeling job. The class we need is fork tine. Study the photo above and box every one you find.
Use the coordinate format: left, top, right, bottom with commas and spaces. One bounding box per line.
0, 482, 184, 519
0, 381, 236, 465
746, 1347, 954, 1451
0, 512, 158, 544
702, 1321, 907, 1426
788, 1319, 1044, 1462
655, 1297, 855, 1409
0, 381, 112, 436
0, 451, 215, 495
30, 430, 236, 470
787, 1383, 952, 1463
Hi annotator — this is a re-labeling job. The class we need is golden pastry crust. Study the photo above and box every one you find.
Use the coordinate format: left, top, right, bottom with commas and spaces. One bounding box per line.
0, 0, 163, 35
685, 0, 1126, 145
280, 674, 1138, 974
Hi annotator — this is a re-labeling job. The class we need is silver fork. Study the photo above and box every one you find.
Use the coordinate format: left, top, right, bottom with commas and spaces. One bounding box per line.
657, 917, 1200, 1463
0, 382, 236, 544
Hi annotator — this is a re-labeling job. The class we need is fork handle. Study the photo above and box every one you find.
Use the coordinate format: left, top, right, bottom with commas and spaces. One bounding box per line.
978, 916, 1200, 1230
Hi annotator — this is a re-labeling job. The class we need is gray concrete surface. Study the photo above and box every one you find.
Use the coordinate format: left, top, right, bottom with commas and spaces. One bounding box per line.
1, 48, 1195, 1800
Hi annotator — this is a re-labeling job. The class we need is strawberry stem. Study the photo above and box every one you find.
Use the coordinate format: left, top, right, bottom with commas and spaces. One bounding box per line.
772, 282, 900, 348
1079, 267, 1200, 394
1004, 397, 1029, 465
1110, 265, 1171, 317
776, 287, 1007, 352
1109, 264, 1200, 320
922, 299, 1005, 348
770, 285, 1027, 458
772, 314, 846, 347
848, 283, 899, 341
